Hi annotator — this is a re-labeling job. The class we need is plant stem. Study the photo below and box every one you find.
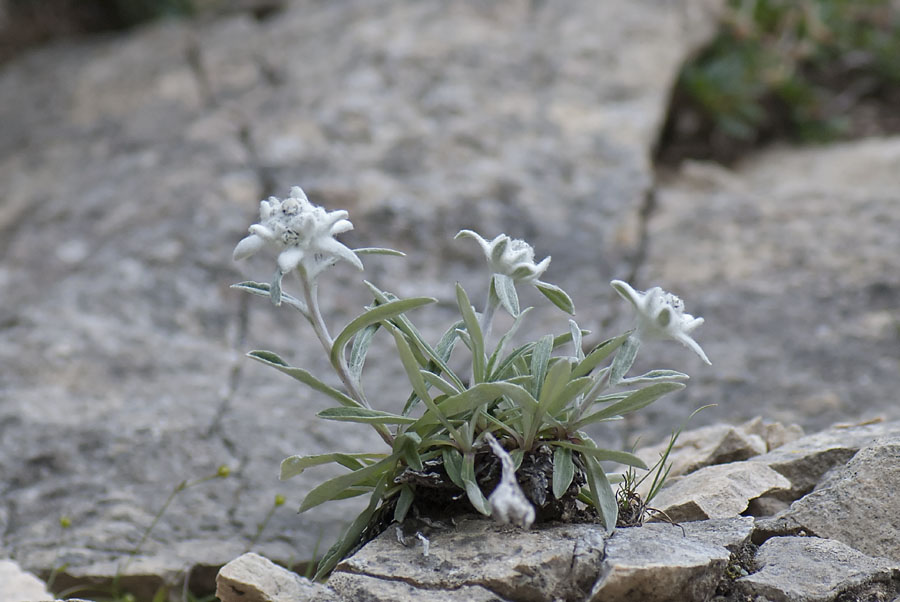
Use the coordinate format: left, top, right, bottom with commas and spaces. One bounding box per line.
299, 269, 394, 446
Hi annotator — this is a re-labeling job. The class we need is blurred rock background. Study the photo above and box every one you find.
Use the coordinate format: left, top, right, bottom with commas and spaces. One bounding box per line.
0, 0, 897, 599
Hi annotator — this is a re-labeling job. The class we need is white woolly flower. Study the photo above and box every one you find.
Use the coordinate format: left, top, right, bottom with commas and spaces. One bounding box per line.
455, 230, 550, 282
610, 280, 711, 365
484, 433, 535, 529
233, 186, 363, 285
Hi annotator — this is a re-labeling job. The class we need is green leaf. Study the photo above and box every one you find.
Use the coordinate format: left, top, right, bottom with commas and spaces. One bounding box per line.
314, 473, 389, 580
349, 323, 380, 383
231, 281, 309, 315
574, 382, 686, 429
442, 447, 465, 490
411, 381, 539, 432
280, 452, 386, 480
331, 297, 436, 370
608, 335, 640, 385
353, 247, 406, 256
317, 407, 417, 425
248, 351, 359, 408
552, 446, 575, 500
619, 370, 690, 385
549, 441, 648, 470
462, 454, 490, 515
535, 280, 575, 315
569, 319, 585, 361
493, 274, 520, 317
486, 307, 532, 378
299, 456, 396, 513
421, 370, 461, 396
572, 333, 630, 378
393, 432, 424, 471
394, 485, 415, 523
584, 455, 618, 533
530, 335, 554, 399
456, 283, 485, 383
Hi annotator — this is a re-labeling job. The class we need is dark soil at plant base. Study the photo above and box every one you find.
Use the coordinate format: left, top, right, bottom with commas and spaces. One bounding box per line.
346, 443, 598, 559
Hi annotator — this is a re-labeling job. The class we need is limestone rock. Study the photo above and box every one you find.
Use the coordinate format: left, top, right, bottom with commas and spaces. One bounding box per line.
0, 0, 726, 584
736, 536, 900, 602
0, 559, 52, 602
649, 462, 792, 522
589, 522, 731, 602
774, 436, 900, 562
750, 420, 900, 497
641, 140, 900, 442
216, 553, 339, 602
327, 573, 505, 602
334, 518, 606, 602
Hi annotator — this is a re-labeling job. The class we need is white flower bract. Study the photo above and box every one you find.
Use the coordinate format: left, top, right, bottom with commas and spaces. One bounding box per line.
610, 279, 711, 365
484, 433, 535, 529
456, 230, 550, 282
233, 186, 363, 280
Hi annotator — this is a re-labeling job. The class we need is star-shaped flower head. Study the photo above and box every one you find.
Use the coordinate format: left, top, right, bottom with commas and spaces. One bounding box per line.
610, 280, 711, 365
233, 187, 363, 287
455, 230, 550, 282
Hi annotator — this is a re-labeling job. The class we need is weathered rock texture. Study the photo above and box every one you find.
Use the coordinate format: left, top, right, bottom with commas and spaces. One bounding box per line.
214, 421, 900, 602
0, 559, 52, 602
0, 0, 728, 591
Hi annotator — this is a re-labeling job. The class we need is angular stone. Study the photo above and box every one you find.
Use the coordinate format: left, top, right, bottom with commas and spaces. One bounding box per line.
736, 536, 900, 602
750, 421, 900, 498
334, 518, 606, 602
216, 553, 339, 602
649, 462, 792, 522
776, 437, 900, 562
679, 516, 755, 552
327, 573, 505, 602
0, 559, 52, 602
589, 522, 731, 602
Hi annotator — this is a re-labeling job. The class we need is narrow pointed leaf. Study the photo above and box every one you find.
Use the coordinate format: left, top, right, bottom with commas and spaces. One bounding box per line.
348, 323, 379, 382
575, 382, 685, 429
462, 454, 490, 515
619, 369, 690, 385
493, 274, 520, 317
486, 307, 532, 378
280, 452, 386, 480
456, 283, 485, 383
569, 319, 585, 361
331, 297, 436, 368
584, 455, 617, 533
231, 282, 309, 315
549, 441, 648, 470
608, 335, 640, 385
411, 382, 539, 431
535, 280, 575, 315
421, 370, 461, 396
530, 335, 553, 399
353, 247, 406, 257
552, 446, 575, 500
299, 456, 396, 513
317, 407, 417, 425
442, 447, 465, 490
248, 351, 359, 408
572, 333, 630, 378
394, 485, 415, 523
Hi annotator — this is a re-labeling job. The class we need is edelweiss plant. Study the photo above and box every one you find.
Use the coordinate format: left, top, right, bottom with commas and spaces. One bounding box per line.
232, 187, 711, 579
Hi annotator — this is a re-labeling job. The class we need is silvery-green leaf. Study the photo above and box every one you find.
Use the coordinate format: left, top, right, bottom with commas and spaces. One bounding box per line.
584, 455, 617, 534
349, 323, 379, 383
552, 446, 575, 500
492, 274, 520, 317
462, 454, 490, 515
231, 281, 309, 315
608, 335, 641, 386
270, 269, 284, 306
330, 296, 436, 369
421, 370, 461, 396
550, 441, 648, 470
394, 485, 415, 523
569, 319, 585, 361
317, 407, 417, 425
280, 452, 386, 480
456, 283, 485, 383
248, 351, 359, 408
535, 280, 575, 315
300, 456, 396, 513
530, 335, 553, 399
393, 432, 424, 471
572, 333, 630, 378
574, 382, 686, 429
619, 369, 690, 385
442, 447, 465, 490
353, 247, 406, 257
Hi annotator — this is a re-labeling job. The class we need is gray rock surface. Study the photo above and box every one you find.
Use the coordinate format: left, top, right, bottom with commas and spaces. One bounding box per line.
216, 552, 339, 602
588, 522, 733, 602
638, 147, 900, 440
0, 0, 728, 589
334, 519, 607, 602
0, 559, 52, 602
649, 461, 792, 522
736, 536, 900, 602
774, 436, 900, 562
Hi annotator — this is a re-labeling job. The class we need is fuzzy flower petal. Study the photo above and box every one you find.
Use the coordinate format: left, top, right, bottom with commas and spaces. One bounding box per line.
611, 279, 711, 365
233, 186, 364, 283
456, 229, 550, 283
